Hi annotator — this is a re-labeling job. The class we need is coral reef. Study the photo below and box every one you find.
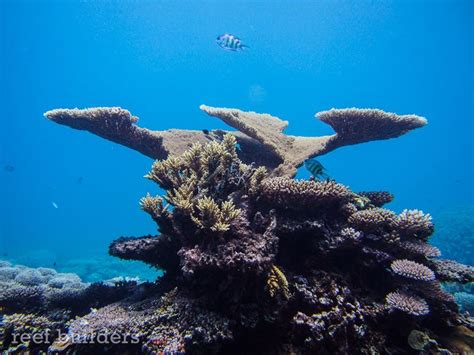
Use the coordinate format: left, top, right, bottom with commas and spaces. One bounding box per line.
4, 105, 468, 353
7, 250, 161, 282
44, 105, 426, 177
0, 262, 148, 352
21, 134, 469, 354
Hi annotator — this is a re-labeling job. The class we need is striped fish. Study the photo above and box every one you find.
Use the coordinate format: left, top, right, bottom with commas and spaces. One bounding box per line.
216, 33, 249, 51
304, 159, 330, 180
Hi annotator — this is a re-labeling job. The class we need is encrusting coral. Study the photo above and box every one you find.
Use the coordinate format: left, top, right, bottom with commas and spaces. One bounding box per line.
2, 105, 470, 353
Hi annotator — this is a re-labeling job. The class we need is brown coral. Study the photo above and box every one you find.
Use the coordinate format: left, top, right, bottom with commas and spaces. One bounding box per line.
45, 105, 427, 177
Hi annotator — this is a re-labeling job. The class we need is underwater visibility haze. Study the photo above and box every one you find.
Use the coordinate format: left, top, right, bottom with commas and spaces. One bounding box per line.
0, 0, 473, 353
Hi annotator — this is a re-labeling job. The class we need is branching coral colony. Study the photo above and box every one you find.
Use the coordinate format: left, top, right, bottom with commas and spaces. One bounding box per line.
1, 105, 473, 354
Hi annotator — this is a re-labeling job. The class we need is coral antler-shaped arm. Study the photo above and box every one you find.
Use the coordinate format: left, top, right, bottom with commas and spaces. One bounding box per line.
317, 108, 428, 146
45, 105, 427, 177
44, 107, 211, 160
44, 107, 283, 169
200, 105, 427, 176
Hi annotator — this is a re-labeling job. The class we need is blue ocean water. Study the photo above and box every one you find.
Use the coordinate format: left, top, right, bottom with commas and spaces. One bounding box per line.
1, 0, 473, 281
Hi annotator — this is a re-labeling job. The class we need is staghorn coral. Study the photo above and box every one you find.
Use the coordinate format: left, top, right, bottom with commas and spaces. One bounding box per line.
390, 259, 436, 281
191, 197, 241, 232
45, 105, 427, 177
385, 291, 430, 316
139, 194, 171, 232
266, 265, 290, 299
12, 107, 468, 354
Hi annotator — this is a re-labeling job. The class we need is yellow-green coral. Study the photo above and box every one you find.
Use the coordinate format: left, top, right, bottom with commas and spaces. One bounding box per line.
139, 193, 173, 232
165, 175, 198, 212
146, 134, 240, 194
143, 134, 264, 233
191, 197, 241, 232
145, 156, 184, 189
140, 194, 169, 220
266, 265, 290, 299
248, 166, 267, 195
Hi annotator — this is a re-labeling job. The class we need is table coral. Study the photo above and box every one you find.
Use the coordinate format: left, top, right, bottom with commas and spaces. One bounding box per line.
385, 291, 430, 316
44, 105, 427, 177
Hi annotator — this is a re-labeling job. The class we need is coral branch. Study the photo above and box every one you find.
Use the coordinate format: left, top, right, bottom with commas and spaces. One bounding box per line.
45, 105, 426, 177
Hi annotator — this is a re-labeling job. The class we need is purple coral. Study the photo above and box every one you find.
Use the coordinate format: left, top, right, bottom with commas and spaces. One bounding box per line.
398, 241, 441, 258
385, 291, 429, 316
395, 209, 433, 240
358, 191, 394, 207
348, 208, 397, 234
390, 259, 435, 281
260, 177, 352, 208
430, 259, 474, 283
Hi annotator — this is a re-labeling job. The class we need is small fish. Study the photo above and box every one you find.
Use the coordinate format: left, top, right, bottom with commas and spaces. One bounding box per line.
52, 201, 58, 209
3, 165, 14, 172
304, 159, 330, 180
216, 33, 249, 51
202, 129, 210, 135
77, 177, 83, 184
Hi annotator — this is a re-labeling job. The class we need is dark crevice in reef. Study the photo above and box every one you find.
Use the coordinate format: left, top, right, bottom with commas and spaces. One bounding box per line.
1, 106, 472, 353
